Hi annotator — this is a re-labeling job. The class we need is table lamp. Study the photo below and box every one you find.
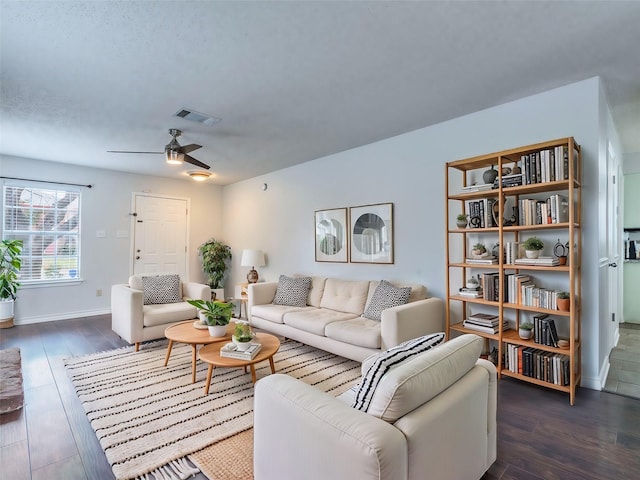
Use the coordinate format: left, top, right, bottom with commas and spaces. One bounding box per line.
241, 249, 265, 283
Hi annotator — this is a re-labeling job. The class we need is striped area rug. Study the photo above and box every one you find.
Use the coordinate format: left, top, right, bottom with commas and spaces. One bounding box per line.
64, 339, 360, 480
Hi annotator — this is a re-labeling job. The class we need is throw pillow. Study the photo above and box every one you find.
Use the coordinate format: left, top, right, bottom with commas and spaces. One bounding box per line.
142, 274, 181, 305
272, 275, 312, 307
351, 332, 445, 412
363, 280, 411, 321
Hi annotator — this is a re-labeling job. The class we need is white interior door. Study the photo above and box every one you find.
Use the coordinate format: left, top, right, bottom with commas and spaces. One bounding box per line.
132, 194, 188, 278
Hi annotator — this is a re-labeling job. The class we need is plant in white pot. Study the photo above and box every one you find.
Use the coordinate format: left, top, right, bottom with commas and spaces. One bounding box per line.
233, 321, 254, 351
186, 299, 233, 337
198, 238, 232, 301
456, 214, 468, 229
0, 239, 23, 329
522, 237, 544, 259
518, 322, 534, 340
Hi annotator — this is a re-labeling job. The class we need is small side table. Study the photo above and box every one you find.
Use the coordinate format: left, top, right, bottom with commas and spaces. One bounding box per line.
232, 293, 249, 319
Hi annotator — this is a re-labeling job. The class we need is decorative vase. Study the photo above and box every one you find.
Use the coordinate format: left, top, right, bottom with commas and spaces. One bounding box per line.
518, 329, 532, 340
483, 165, 498, 184
232, 336, 252, 351
557, 298, 570, 312
207, 325, 228, 337
456, 220, 467, 228
525, 249, 540, 259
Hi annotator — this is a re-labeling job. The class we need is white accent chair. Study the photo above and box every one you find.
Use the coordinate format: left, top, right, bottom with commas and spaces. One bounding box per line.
111, 274, 210, 351
254, 334, 497, 480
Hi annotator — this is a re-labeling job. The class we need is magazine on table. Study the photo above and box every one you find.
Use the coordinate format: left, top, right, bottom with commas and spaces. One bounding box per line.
220, 342, 262, 360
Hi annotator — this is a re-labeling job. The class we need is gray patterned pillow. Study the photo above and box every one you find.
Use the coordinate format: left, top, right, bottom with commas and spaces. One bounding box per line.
363, 280, 411, 321
142, 274, 181, 305
272, 275, 312, 307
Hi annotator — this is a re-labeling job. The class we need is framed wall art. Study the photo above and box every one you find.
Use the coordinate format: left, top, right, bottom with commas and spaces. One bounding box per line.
314, 208, 348, 262
349, 202, 394, 264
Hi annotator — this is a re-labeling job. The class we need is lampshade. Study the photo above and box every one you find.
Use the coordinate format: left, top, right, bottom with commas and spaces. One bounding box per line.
241, 249, 265, 268
165, 148, 184, 165
241, 249, 265, 283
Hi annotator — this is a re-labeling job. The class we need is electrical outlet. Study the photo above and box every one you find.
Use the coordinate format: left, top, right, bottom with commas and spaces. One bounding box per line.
96, 289, 103, 297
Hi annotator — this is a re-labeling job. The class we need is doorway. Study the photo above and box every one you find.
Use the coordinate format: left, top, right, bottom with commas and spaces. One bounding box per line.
131, 193, 189, 278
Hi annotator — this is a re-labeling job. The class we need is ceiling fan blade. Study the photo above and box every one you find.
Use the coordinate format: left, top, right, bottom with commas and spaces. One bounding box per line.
183, 154, 210, 170
107, 150, 164, 154
177, 144, 202, 154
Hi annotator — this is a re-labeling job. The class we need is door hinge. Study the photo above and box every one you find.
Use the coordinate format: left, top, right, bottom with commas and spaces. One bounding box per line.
612, 312, 615, 322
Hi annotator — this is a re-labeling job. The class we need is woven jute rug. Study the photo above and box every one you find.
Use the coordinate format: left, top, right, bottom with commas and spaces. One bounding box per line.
0, 347, 23, 414
65, 339, 360, 480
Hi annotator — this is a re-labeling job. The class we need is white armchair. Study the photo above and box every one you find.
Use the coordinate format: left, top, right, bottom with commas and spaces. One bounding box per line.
254, 334, 497, 480
111, 274, 210, 351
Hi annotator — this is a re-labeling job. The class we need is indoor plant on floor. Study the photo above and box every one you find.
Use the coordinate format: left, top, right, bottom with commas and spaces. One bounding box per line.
0, 239, 23, 329
198, 238, 232, 300
187, 299, 233, 337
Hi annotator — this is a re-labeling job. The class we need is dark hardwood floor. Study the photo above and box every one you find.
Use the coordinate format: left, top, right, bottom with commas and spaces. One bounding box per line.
1, 315, 639, 480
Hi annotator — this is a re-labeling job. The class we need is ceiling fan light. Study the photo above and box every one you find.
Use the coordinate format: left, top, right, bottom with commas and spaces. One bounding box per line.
165, 149, 183, 165
187, 170, 212, 181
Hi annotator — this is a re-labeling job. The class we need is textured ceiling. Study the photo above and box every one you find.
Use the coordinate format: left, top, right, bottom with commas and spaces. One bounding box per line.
1, 1, 639, 185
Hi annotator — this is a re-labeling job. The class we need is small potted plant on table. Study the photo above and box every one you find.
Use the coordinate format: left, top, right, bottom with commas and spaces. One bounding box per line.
233, 321, 254, 351
518, 322, 534, 340
187, 299, 233, 337
523, 237, 544, 259
456, 214, 468, 229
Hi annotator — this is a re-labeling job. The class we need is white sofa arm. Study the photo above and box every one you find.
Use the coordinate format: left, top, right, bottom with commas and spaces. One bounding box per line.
182, 282, 211, 301
247, 282, 278, 320
380, 297, 444, 350
111, 284, 144, 344
254, 374, 407, 480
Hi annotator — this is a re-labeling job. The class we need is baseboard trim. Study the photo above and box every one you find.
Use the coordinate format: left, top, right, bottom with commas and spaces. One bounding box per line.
14, 308, 111, 325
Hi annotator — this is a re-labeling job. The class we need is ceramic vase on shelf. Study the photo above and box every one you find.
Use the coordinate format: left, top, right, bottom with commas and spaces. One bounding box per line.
483, 165, 498, 184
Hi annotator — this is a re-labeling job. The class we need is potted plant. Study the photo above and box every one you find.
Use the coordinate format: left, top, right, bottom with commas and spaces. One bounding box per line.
556, 291, 571, 312
456, 214, 468, 229
523, 237, 544, 259
198, 238, 232, 300
0, 239, 23, 329
233, 321, 254, 351
471, 243, 487, 257
518, 322, 534, 340
187, 299, 233, 336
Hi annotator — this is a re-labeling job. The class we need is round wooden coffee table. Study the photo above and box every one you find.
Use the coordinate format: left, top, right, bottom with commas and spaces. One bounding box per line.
199, 332, 280, 394
164, 320, 233, 383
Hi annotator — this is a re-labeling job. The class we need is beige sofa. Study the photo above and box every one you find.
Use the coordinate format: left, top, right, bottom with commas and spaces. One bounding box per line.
248, 276, 444, 362
111, 273, 210, 351
254, 334, 497, 480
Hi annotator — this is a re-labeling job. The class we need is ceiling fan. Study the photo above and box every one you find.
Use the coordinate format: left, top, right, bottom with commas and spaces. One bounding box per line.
108, 128, 210, 169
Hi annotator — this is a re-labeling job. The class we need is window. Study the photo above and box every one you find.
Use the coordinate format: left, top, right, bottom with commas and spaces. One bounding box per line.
3, 185, 81, 283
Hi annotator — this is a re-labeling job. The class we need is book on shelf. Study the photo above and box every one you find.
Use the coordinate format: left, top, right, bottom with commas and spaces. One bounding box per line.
220, 342, 262, 360
458, 287, 483, 298
514, 256, 560, 266
467, 312, 499, 322
462, 320, 509, 334
465, 257, 498, 264
461, 183, 494, 193
493, 173, 524, 189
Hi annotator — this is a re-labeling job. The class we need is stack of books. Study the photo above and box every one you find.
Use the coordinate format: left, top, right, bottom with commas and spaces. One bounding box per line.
458, 286, 483, 298
465, 256, 498, 264
493, 173, 524, 189
462, 313, 510, 334
514, 256, 560, 266
461, 183, 494, 193
220, 342, 262, 360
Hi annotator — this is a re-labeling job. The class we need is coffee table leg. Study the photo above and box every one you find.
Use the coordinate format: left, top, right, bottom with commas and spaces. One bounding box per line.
269, 356, 276, 374
204, 365, 214, 395
191, 345, 197, 383
250, 364, 257, 383
164, 340, 174, 367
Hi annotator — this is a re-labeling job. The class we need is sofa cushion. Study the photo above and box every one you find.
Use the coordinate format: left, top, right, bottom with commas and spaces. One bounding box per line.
142, 274, 182, 305
362, 280, 411, 321
142, 302, 198, 327
284, 309, 358, 336
366, 281, 427, 306
307, 276, 328, 308
273, 275, 312, 307
319, 279, 370, 315
324, 317, 382, 349
349, 334, 482, 423
252, 304, 313, 324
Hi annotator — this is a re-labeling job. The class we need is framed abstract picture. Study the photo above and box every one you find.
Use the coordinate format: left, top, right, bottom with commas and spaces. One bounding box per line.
349, 203, 394, 264
314, 208, 348, 262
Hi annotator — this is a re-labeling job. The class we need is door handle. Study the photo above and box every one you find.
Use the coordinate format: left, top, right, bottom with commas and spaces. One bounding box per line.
136, 256, 140, 260
608, 262, 617, 267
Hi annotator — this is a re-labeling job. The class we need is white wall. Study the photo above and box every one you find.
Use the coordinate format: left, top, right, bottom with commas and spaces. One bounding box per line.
223, 77, 605, 388
0, 156, 224, 322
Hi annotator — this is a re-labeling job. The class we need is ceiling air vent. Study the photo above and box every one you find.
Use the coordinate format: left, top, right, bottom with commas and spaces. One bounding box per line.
174, 108, 221, 127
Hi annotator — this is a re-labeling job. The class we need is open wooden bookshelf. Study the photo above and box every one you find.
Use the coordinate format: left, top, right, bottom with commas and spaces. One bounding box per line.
445, 137, 582, 404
